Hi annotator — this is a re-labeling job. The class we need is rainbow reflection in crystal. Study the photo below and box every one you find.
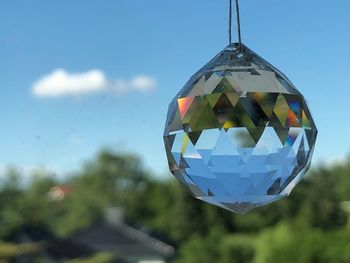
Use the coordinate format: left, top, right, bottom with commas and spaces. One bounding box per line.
163, 43, 317, 214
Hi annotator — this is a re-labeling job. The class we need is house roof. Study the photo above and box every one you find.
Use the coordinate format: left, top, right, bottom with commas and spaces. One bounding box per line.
9, 226, 131, 262
70, 221, 175, 260
48, 185, 73, 201
8, 226, 94, 260
46, 238, 94, 259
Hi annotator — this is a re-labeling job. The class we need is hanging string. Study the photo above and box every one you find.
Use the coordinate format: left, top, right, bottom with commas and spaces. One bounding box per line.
229, 0, 232, 44
229, 0, 242, 46
235, 0, 242, 45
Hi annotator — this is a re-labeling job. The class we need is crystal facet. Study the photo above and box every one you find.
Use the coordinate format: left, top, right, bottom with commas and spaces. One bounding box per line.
163, 43, 317, 214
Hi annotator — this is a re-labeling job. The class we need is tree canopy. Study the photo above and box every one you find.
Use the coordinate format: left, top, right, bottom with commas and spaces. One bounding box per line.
0, 150, 349, 262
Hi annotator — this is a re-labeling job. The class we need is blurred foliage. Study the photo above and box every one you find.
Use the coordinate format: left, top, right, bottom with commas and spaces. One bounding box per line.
0, 242, 41, 260
0, 150, 350, 262
64, 252, 114, 263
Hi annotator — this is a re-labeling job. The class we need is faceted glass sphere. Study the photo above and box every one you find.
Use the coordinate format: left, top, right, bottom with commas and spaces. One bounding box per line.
163, 43, 317, 214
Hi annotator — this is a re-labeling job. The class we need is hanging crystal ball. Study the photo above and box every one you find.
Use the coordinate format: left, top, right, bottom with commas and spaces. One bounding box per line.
163, 43, 317, 214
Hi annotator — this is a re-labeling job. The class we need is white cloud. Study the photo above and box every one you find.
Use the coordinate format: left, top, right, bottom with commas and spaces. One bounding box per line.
32, 69, 107, 97
32, 69, 156, 98
131, 75, 156, 91
114, 75, 156, 94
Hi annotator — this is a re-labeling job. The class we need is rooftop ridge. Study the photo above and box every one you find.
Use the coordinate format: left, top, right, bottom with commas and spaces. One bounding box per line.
115, 223, 175, 257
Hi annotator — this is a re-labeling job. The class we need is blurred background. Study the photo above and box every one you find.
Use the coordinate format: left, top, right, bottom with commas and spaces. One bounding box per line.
0, 0, 350, 262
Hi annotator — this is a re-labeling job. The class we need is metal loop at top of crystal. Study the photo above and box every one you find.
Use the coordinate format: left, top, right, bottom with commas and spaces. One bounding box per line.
163, 43, 317, 214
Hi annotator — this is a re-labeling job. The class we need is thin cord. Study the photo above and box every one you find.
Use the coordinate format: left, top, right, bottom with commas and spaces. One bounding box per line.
228, 0, 242, 45
235, 0, 242, 45
229, 0, 232, 44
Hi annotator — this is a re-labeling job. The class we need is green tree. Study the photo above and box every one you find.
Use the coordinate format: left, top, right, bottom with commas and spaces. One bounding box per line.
52, 150, 152, 236
0, 168, 24, 238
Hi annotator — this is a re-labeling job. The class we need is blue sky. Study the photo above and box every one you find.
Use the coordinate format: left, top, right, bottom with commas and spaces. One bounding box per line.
0, 0, 349, 178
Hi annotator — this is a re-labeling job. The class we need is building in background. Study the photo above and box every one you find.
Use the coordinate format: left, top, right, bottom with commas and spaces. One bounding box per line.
8, 207, 174, 263
69, 207, 175, 263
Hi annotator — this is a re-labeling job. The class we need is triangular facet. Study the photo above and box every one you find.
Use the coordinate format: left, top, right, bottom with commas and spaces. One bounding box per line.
212, 78, 236, 93
177, 97, 195, 119
250, 92, 278, 118
190, 100, 219, 131
302, 110, 311, 128
274, 94, 289, 126
286, 109, 299, 127
247, 126, 265, 144
206, 93, 221, 108
188, 131, 202, 145
187, 76, 205, 97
